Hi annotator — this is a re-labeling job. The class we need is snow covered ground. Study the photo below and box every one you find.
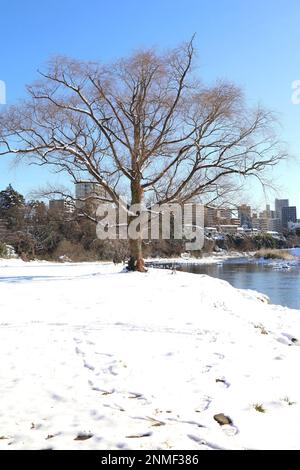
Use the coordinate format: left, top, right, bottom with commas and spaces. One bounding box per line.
0, 259, 300, 450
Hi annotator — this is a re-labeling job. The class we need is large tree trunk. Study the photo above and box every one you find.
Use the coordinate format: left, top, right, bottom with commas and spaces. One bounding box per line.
128, 237, 146, 272
127, 178, 147, 272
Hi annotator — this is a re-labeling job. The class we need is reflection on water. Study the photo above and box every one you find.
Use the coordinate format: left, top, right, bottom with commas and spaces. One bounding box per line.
178, 250, 300, 310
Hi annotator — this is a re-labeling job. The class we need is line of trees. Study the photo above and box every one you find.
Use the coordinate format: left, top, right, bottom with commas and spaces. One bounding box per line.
0, 184, 292, 261
0, 185, 185, 261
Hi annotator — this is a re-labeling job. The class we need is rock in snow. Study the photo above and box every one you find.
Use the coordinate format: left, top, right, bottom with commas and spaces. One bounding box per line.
0, 260, 299, 450
214, 414, 233, 426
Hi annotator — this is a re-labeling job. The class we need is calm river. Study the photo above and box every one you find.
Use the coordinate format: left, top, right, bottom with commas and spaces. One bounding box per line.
178, 248, 300, 310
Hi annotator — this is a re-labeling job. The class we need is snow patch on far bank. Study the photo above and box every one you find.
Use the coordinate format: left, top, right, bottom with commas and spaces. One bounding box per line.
146, 251, 247, 266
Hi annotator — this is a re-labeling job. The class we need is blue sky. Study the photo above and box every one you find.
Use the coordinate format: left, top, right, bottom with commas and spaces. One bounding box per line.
0, 0, 300, 211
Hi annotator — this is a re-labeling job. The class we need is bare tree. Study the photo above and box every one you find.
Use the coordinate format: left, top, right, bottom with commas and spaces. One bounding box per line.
0, 40, 286, 271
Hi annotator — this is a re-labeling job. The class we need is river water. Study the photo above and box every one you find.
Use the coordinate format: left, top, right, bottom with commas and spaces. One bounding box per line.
178, 248, 300, 310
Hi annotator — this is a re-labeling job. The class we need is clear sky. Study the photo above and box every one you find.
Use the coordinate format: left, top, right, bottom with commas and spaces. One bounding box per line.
0, 0, 300, 211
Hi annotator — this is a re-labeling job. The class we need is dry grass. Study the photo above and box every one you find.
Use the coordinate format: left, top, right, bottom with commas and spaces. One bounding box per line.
253, 404, 266, 413
282, 397, 297, 406
254, 249, 295, 261
254, 324, 269, 335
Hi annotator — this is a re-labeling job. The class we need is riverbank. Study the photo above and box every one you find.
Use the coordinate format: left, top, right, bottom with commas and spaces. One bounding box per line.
0, 261, 299, 450
145, 247, 298, 270
146, 251, 249, 267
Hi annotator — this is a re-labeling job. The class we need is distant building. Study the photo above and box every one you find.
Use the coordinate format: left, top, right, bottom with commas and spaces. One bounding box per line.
230, 218, 241, 226
268, 218, 281, 232
49, 199, 74, 214
282, 206, 297, 229
259, 217, 271, 232
218, 208, 232, 221
238, 204, 252, 228
204, 206, 218, 227
275, 199, 289, 221
254, 202, 289, 233
204, 201, 297, 234
251, 213, 260, 230
75, 182, 105, 210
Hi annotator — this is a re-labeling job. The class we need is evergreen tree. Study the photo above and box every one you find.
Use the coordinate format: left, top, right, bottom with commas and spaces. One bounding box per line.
0, 185, 25, 229
0, 184, 25, 212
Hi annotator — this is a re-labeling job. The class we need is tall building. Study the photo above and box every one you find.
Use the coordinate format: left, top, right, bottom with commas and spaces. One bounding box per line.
75, 182, 105, 210
259, 217, 271, 232
238, 204, 252, 228
265, 204, 271, 218
204, 206, 234, 227
218, 208, 232, 220
282, 206, 297, 229
251, 213, 260, 230
269, 218, 281, 232
204, 206, 218, 227
257, 204, 283, 233
275, 199, 289, 220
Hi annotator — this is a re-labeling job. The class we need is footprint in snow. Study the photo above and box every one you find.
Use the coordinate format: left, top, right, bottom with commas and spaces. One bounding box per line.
221, 424, 239, 437
282, 333, 299, 345
126, 432, 152, 439
75, 346, 84, 356
83, 360, 95, 371
216, 378, 231, 388
74, 433, 94, 441
103, 403, 125, 412
195, 396, 212, 413
200, 365, 212, 374
132, 416, 166, 427
108, 365, 118, 376
167, 417, 205, 428
213, 352, 225, 360
277, 335, 299, 346
187, 434, 226, 450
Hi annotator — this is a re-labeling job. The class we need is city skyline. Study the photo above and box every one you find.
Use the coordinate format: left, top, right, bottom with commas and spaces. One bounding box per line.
0, 179, 298, 215
205, 198, 298, 233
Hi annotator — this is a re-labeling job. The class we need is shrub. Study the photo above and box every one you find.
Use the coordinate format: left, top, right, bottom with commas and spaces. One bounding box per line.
52, 240, 92, 262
